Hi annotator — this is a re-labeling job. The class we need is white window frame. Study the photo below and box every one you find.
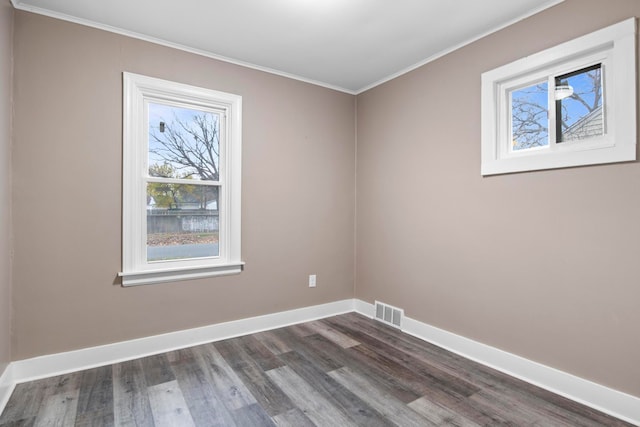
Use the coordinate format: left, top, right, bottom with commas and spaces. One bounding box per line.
481, 18, 636, 176
120, 73, 243, 286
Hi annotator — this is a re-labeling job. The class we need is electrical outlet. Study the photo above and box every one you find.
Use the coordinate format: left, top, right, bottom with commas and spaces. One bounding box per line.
308, 274, 316, 288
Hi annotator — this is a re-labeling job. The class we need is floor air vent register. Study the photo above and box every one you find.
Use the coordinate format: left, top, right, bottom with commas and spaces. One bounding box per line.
374, 301, 404, 329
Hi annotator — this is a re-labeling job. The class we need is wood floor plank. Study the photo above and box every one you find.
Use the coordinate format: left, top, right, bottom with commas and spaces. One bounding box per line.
141, 353, 176, 387
300, 333, 423, 404
305, 320, 360, 348
214, 338, 295, 417
327, 313, 477, 375
112, 359, 155, 427
252, 330, 292, 356
0, 380, 50, 423
234, 335, 284, 371
42, 374, 82, 396
266, 366, 357, 427
74, 365, 114, 426
270, 408, 315, 427
337, 314, 639, 426
330, 313, 527, 393
167, 348, 237, 427
334, 318, 560, 426
73, 411, 114, 427
468, 389, 575, 427
407, 396, 480, 427
284, 323, 316, 338
147, 380, 195, 427
347, 340, 476, 404
345, 340, 505, 422
272, 329, 343, 373
0, 417, 36, 427
326, 315, 548, 426
472, 385, 625, 427
1, 313, 635, 427
33, 389, 80, 427
279, 349, 395, 426
192, 343, 257, 411
4, 373, 80, 426
231, 403, 276, 427
334, 314, 635, 426
326, 315, 481, 397
479, 372, 637, 427
328, 366, 436, 427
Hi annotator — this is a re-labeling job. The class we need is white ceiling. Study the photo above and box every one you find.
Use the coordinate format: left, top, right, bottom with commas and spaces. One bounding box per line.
11, 0, 563, 94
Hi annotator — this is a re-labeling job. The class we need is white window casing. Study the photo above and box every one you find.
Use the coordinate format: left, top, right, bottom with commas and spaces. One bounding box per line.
481, 18, 636, 176
120, 73, 243, 286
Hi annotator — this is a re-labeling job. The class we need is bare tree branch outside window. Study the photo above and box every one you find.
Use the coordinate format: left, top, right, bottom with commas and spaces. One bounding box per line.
511, 65, 603, 150
149, 111, 219, 181
145, 103, 221, 260
147, 104, 220, 210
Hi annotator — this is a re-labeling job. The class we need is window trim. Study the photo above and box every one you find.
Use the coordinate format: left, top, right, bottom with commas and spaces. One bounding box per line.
481, 18, 636, 176
120, 73, 243, 286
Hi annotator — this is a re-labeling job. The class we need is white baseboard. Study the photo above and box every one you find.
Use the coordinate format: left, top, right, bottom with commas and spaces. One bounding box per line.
2, 298, 638, 425
354, 299, 640, 426
353, 298, 374, 316
0, 363, 14, 415
9, 299, 355, 385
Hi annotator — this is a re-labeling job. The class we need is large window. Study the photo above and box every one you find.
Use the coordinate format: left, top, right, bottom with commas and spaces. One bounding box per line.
120, 73, 242, 286
481, 18, 636, 175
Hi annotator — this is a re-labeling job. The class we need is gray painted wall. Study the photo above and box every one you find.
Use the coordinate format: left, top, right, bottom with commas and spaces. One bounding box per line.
11, 11, 355, 360
0, 0, 13, 378
355, 0, 640, 397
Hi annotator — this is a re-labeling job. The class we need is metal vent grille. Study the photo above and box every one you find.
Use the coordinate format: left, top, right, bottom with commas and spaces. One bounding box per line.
374, 301, 404, 329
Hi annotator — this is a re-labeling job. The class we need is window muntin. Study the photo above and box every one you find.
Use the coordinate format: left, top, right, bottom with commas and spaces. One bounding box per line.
121, 73, 243, 286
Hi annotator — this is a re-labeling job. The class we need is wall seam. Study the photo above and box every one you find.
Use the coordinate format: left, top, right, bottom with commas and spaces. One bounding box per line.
352, 95, 358, 299
8, 1, 14, 363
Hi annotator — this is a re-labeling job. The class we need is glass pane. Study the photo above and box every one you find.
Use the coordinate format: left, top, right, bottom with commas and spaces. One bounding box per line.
511, 82, 549, 150
555, 64, 603, 143
146, 183, 219, 261
148, 103, 220, 181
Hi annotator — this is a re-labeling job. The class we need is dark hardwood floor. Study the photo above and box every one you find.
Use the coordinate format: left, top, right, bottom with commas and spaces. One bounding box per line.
0, 313, 633, 426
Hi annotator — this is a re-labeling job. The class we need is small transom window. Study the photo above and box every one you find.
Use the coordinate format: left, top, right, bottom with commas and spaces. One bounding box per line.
481, 18, 636, 175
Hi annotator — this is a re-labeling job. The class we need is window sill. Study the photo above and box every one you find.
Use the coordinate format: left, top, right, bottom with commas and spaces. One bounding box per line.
118, 262, 244, 286
481, 141, 636, 175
